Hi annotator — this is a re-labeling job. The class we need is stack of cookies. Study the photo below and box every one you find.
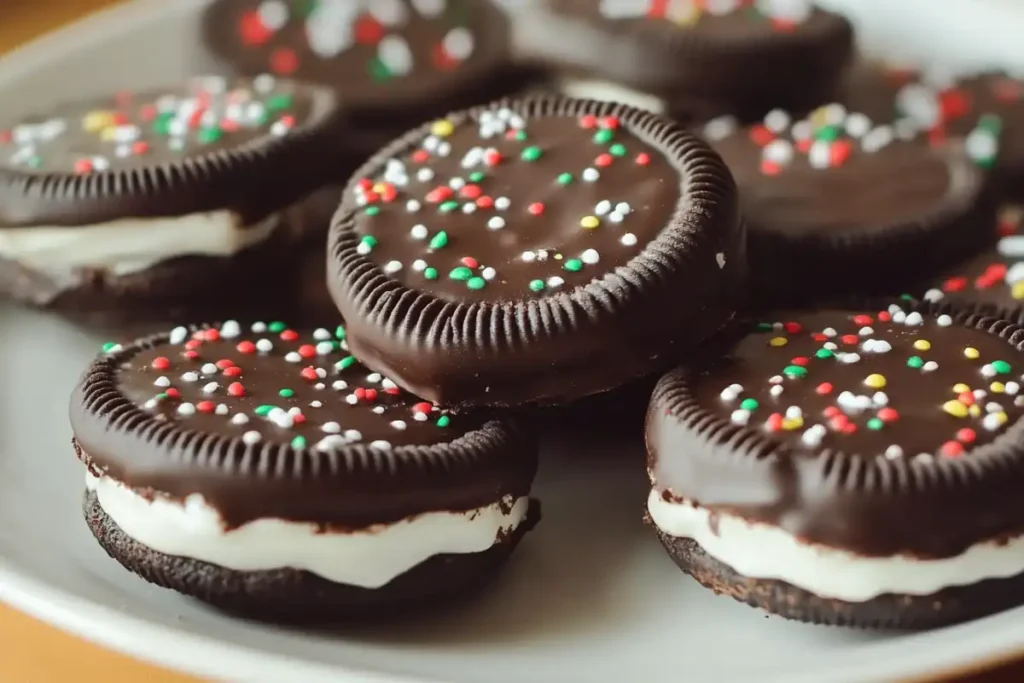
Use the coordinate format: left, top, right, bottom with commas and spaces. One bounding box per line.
3, 0, 1020, 628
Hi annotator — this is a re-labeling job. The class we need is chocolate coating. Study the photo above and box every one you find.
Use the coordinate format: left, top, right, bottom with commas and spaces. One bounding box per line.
647, 302, 1024, 559
702, 106, 994, 305
202, 0, 515, 123
0, 75, 341, 227
329, 96, 745, 408
70, 320, 537, 528
514, 0, 853, 121
351, 109, 678, 301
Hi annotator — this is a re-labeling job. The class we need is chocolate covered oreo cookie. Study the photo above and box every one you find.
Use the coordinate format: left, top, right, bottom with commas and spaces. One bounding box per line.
702, 104, 996, 306
203, 0, 523, 152
647, 302, 1024, 628
0, 75, 341, 321
843, 63, 1024, 201
328, 96, 744, 408
71, 319, 538, 621
514, 0, 853, 122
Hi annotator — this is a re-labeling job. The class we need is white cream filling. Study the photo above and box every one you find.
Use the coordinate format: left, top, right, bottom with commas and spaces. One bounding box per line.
0, 210, 279, 277
647, 489, 1024, 602
557, 78, 667, 114
87, 473, 529, 589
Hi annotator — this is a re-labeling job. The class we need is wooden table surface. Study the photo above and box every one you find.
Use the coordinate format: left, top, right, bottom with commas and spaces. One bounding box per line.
0, 2, 1021, 682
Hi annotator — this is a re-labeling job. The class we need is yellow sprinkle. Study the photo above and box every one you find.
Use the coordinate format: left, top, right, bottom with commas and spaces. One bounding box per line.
372, 182, 389, 194
942, 400, 969, 418
969, 404, 982, 418
863, 373, 887, 389
1012, 281, 1024, 301
782, 417, 804, 431
769, 337, 788, 347
810, 108, 830, 128
953, 383, 971, 393
83, 110, 115, 133
991, 381, 1007, 394
100, 126, 119, 142
913, 340, 931, 351
431, 119, 455, 137
964, 347, 980, 359
580, 216, 600, 230
994, 412, 1009, 426
671, 5, 700, 25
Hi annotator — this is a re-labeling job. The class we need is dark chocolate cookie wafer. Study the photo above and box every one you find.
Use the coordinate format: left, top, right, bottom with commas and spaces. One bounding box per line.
842, 63, 1024, 201
647, 301, 1024, 628
328, 96, 744, 408
71, 319, 538, 621
514, 0, 853, 122
0, 75, 343, 322
701, 104, 996, 307
202, 0, 527, 154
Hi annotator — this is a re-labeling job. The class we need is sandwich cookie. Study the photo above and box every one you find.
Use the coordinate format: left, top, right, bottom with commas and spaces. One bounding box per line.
843, 64, 1024, 201
921, 205, 1024, 322
513, 0, 853, 122
328, 96, 744, 408
0, 75, 341, 321
71, 319, 538, 621
203, 0, 525, 156
647, 302, 1024, 628
702, 103, 997, 307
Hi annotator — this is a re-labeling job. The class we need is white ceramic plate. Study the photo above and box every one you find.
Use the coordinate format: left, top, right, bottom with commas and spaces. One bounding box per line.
2, 2, 1024, 682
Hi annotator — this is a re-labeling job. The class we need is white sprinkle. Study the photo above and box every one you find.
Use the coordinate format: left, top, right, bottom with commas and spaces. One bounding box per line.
487, 216, 505, 230
201, 363, 217, 375
251, 322, 267, 333
837, 352, 861, 364
409, 259, 426, 272
314, 383, 326, 390
716, 252, 726, 269
769, 375, 784, 384
770, 385, 784, 397
608, 211, 625, 223
288, 407, 303, 416
595, 200, 612, 216
414, 412, 429, 422
366, 373, 382, 384
884, 445, 904, 459
181, 372, 199, 383
382, 378, 397, 390
547, 276, 565, 288
316, 436, 346, 451
582, 168, 600, 182
256, 339, 273, 353
975, 389, 988, 401
410, 224, 429, 239
822, 327, 837, 337
730, 409, 750, 425
923, 288, 945, 303
315, 342, 334, 356
922, 361, 939, 372
269, 409, 294, 429
892, 311, 907, 324
873, 392, 889, 407
1006, 382, 1020, 395
904, 312, 924, 326
720, 383, 743, 401
494, 196, 511, 211
346, 394, 359, 405
220, 321, 241, 339
203, 382, 219, 394
384, 260, 403, 274
344, 429, 363, 441
143, 399, 158, 410
322, 422, 341, 434
309, 401, 323, 409
370, 440, 392, 450
357, 242, 373, 256
985, 401, 1001, 413
448, 176, 466, 190
981, 364, 997, 378
844, 112, 872, 138
390, 420, 407, 430
242, 431, 262, 445
801, 424, 827, 447
406, 199, 421, 212
581, 249, 600, 265
983, 413, 1004, 431
333, 380, 348, 391
285, 352, 302, 363
858, 326, 874, 336
169, 327, 189, 345
215, 404, 229, 415
373, 406, 385, 414
154, 376, 171, 388
936, 315, 953, 327
621, 233, 638, 246
764, 108, 790, 133
824, 342, 838, 351
177, 403, 196, 417
785, 406, 802, 420
482, 267, 497, 280
521, 251, 536, 263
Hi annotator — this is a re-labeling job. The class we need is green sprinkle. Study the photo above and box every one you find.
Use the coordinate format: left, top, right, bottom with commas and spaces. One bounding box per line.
564, 259, 583, 272
867, 418, 885, 431
593, 129, 614, 145
155, 393, 169, 401
756, 322, 773, 332
101, 342, 120, 353
907, 355, 924, 369
369, 57, 392, 81
556, 172, 574, 185
360, 235, 378, 250
521, 146, 543, 161
269, 321, 287, 333
815, 348, 834, 359
450, 266, 473, 281
900, 293, 915, 301
514, 130, 527, 141
783, 365, 808, 378
365, 206, 381, 216
279, 389, 295, 398
291, 435, 307, 449
337, 356, 357, 370
609, 143, 627, 157
436, 415, 451, 428
429, 231, 448, 249
468, 171, 486, 183
266, 93, 294, 112
152, 112, 173, 136
992, 360, 1012, 374
467, 276, 486, 290
740, 398, 759, 411
978, 113, 1003, 135
335, 325, 346, 340
27, 156, 41, 168
197, 126, 223, 145
529, 279, 545, 292
816, 125, 841, 142
439, 200, 459, 213
424, 267, 439, 280
255, 405, 275, 416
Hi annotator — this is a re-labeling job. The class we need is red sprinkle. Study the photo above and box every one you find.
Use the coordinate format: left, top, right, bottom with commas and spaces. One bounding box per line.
877, 407, 900, 422
579, 115, 598, 129
151, 357, 171, 371
528, 202, 545, 216
852, 314, 874, 325
236, 341, 257, 354
357, 178, 373, 191
413, 402, 433, 414
461, 256, 480, 269
841, 422, 858, 435
132, 141, 150, 155
791, 356, 810, 366
73, 159, 94, 174
766, 413, 784, 432
816, 382, 833, 395
196, 401, 216, 414
223, 366, 243, 378
877, 311, 892, 322
476, 196, 495, 209
215, 359, 235, 370
943, 276, 968, 292
269, 47, 299, 75
227, 382, 246, 397
942, 440, 965, 457
749, 125, 775, 146
460, 184, 482, 199
783, 322, 803, 334
293, 414, 307, 425
958, 391, 976, 406
412, 149, 430, 163
760, 160, 782, 176
484, 149, 503, 166
300, 367, 319, 381
635, 152, 651, 166
184, 351, 200, 360
594, 153, 614, 167
202, 329, 221, 342
811, 333, 828, 342
165, 388, 181, 399
185, 339, 203, 350
823, 406, 842, 418
280, 329, 299, 341
840, 334, 859, 345
600, 116, 620, 130
957, 428, 977, 443
298, 344, 316, 359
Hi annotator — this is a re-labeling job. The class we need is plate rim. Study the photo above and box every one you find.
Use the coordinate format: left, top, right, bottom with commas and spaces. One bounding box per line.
2, 2, 1024, 682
